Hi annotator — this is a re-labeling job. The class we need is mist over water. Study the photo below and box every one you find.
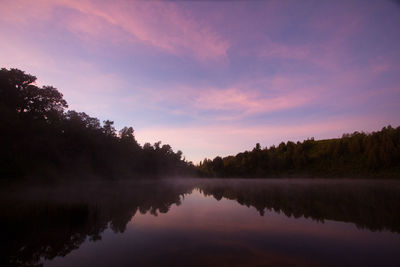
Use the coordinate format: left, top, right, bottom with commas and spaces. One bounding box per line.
2, 178, 400, 266
2, 0, 400, 266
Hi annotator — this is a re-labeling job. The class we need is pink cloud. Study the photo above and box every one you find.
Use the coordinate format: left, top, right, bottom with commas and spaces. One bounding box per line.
0, 0, 53, 24
125, 74, 320, 121
368, 57, 392, 76
259, 39, 310, 60
0, 0, 229, 62
370, 63, 390, 75
251, 2, 368, 72
193, 87, 311, 116
126, 87, 313, 122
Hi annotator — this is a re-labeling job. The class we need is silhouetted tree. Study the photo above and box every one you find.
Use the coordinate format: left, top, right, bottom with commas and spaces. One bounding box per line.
196, 126, 400, 178
102, 120, 116, 137
0, 68, 194, 179
0, 68, 67, 121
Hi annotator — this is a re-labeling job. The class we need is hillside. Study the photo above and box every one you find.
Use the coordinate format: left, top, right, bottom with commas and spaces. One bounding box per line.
197, 127, 400, 178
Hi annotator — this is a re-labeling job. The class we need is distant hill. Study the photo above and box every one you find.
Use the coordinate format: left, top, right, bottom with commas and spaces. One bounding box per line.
196, 126, 400, 178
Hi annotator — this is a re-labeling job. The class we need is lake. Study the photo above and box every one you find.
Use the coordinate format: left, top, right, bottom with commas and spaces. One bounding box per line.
1, 179, 400, 266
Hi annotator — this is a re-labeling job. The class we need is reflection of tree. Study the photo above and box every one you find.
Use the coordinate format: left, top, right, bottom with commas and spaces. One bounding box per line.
0, 181, 194, 266
197, 179, 400, 232
2, 180, 399, 266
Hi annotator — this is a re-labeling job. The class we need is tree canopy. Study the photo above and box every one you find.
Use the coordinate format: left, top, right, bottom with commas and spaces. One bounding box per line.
1, 67, 398, 180
197, 127, 400, 178
0, 68, 194, 180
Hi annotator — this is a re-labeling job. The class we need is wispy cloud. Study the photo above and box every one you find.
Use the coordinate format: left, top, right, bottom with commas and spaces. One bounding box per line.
193, 87, 311, 116
259, 39, 310, 61
126, 80, 316, 122
0, 0, 230, 62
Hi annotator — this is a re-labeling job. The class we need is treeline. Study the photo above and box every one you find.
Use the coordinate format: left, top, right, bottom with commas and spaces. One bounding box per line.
197, 126, 400, 178
0, 68, 194, 180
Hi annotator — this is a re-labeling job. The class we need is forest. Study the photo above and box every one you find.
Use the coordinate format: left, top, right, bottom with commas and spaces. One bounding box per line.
197, 126, 400, 178
1, 68, 399, 180
0, 68, 195, 180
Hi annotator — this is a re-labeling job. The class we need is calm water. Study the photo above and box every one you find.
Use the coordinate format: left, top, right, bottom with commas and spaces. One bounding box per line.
2, 179, 400, 266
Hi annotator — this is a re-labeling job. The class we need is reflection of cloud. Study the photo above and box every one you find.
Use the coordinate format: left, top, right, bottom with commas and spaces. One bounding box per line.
0, 0, 229, 62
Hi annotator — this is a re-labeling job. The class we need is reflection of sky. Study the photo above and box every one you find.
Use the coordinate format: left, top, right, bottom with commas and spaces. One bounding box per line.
1, 0, 400, 162
44, 188, 400, 267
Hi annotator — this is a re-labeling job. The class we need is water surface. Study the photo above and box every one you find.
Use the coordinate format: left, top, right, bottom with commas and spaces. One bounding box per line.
2, 179, 400, 266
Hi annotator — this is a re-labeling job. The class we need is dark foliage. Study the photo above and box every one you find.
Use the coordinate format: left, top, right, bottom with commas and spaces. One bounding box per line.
197, 127, 400, 178
0, 68, 194, 180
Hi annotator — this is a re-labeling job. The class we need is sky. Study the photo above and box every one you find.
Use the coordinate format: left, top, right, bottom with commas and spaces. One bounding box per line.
1, 0, 400, 163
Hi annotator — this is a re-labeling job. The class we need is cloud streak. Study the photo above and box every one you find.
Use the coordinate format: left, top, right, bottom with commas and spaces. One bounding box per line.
126, 82, 316, 123
193, 87, 311, 116
0, 0, 230, 61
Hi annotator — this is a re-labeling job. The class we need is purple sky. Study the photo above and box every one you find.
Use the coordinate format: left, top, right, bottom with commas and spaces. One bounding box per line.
1, 0, 400, 163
